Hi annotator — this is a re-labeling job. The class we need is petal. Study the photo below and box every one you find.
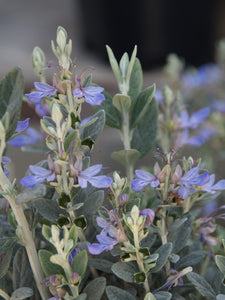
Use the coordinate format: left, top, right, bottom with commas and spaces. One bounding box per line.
189, 107, 210, 129
34, 82, 57, 96
84, 93, 105, 106
87, 242, 106, 255
15, 118, 30, 132
20, 175, 44, 187
212, 179, 225, 191
190, 172, 210, 186
73, 88, 84, 98
8, 135, 31, 147
181, 167, 199, 183
83, 86, 104, 94
29, 165, 52, 177
2, 156, 11, 165
180, 110, 189, 128
135, 169, 155, 181
131, 178, 150, 191
177, 186, 196, 199
78, 176, 88, 188
35, 102, 49, 117
26, 127, 43, 143
80, 164, 102, 178
88, 175, 113, 188
96, 217, 110, 229
25, 91, 45, 103
46, 172, 55, 182
186, 136, 205, 146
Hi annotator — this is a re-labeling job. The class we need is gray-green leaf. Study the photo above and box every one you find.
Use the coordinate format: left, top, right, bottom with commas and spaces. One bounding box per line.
130, 84, 156, 128
10, 287, 33, 300
106, 285, 136, 300
38, 249, 64, 276
111, 262, 138, 283
128, 58, 143, 103
82, 110, 105, 141
0, 237, 17, 254
131, 97, 158, 157
72, 250, 88, 277
83, 277, 106, 300
0, 67, 24, 141
150, 243, 172, 273
187, 272, 216, 299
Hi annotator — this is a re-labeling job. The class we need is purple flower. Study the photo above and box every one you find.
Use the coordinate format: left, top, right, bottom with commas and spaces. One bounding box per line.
8, 127, 43, 147
25, 82, 57, 103
200, 174, 225, 194
212, 99, 225, 114
73, 78, 105, 106
35, 102, 50, 117
179, 107, 210, 130
20, 165, 55, 187
68, 248, 78, 267
177, 167, 209, 199
132, 169, 160, 191
140, 209, 155, 226
77, 164, 113, 189
2, 156, 11, 177
87, 230, 118, 255
8, 118, 43, 147
182, 63, 222, 89
154, 89, 164, 104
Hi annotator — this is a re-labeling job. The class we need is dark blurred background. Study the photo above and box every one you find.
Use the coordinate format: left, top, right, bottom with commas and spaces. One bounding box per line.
1, 0, 225, 178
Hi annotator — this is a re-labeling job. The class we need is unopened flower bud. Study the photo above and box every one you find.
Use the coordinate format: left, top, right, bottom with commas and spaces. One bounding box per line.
163, 86, 174, 106
70, 272, 80, 285
119, 193, 129, 205
32, 46, 46, 77
140, 209, 155, 226
49, 275, 61, 286
56, 26, 67, 52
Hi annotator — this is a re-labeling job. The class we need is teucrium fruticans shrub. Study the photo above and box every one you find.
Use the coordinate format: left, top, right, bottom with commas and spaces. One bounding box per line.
0, 26, 225, 300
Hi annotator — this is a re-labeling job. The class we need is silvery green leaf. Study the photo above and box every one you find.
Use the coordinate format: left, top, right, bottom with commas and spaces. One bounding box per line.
131, 97, 158, 157
175, 251, 207, 270
111, 261, 138, 283
216, 295, 225, 300
73, 294, 87, 300
128, 58, 143, 103
130, 84, 156, 128
88, 258, 113, 273
42, 224, 52, 241
82, 110, 105, 141
10, 287, 33, 300
72, 250, 88, 277
154, 291, 172, 300
0, 237, 17, 254
205, 266, 224, 294
106, 45, 121, 84
169, 253, 180, 264
0, 67, 24, 141
125, 198, 141, 213
126, 46, 137, 86
16, 184, 47, 204
106, 285, 136, 300
150, 243, 172, 273
119, 53, 129, 79
78, 190, 104, 217
187, 272, 216, 299
111, 149, 140, 167
144, 292, 156, 300
12, 248, 33, 290
38, 249, 65, 276
69, 225, 78, 246
216, 255, 225, 275
64, 130, 79, 152
112, 94, 131, 113
168, 214, 192, 253
94, 91, 121, 129
0, 249, 13, 279
83, 277, 106, 300
67, 203, 84, 211
31, 198, 67, 223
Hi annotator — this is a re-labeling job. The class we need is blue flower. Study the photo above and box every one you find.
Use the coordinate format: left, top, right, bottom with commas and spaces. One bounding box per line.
8, 127, 43, 147
68, 248, 78, 267
179, 107, 210, 130
177, 167, 209, 199
35, 102, 50, 117
200, 174, 225, 194
132, 169, 160, 191
77, 164, 113, 188
20, 165, 55, 188
1, 156, 11, 177
87, 230, 119, 255
25, 82, 57, 103
73, 78, 105, 106
140, 209, 155, 226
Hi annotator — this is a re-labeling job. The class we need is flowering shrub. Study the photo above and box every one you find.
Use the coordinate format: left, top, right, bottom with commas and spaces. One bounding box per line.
0, 26, 225, 300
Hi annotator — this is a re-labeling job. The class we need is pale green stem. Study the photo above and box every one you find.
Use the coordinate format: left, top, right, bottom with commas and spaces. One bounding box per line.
121, 110, 134, 184
0, 289, 10, 300
4, 192, 49, 299
133, 226, 150, 293
158, 206, 170, 274
66, 81, 74, 114
0, 131, 49, 299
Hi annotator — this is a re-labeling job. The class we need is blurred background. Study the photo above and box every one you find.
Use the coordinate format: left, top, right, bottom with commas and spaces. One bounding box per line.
1, 0, 225, 179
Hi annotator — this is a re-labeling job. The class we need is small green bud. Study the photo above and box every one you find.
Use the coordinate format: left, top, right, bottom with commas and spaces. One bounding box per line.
32, 46, 46, 77
163, 86, 174, 106
56, 26, 67, 52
